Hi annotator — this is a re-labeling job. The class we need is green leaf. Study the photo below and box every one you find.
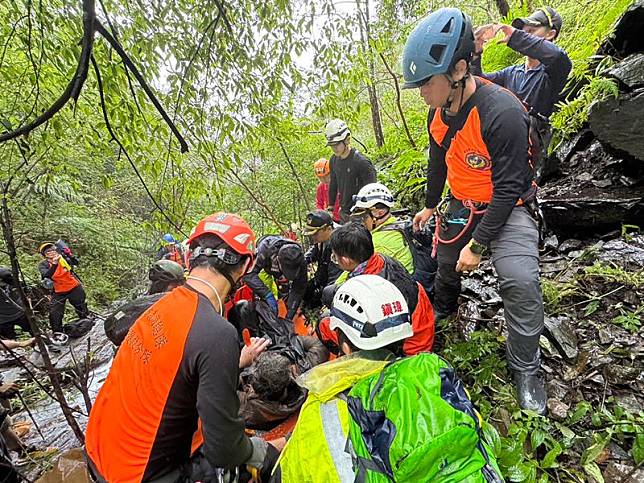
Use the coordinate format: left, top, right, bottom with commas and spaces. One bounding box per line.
541, 442, 562, 469
531, 429, 547, 452
581, 433, 610, 465
506, 463, 532, 482
583, 462, 605, 483
584, 299, 600, 316
482, 421, 502, 455
569, 401, 592, 424
559, 426, 576, 440
592, 412, 605, 427
633, 432, 644, 465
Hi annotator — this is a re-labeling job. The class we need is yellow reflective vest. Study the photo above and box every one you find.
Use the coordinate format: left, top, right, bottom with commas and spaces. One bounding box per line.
273, 352, 392, 482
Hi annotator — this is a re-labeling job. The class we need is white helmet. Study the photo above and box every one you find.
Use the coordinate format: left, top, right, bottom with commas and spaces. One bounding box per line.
351, 183, 395, 212
330, 275, 412, 351
325, 119, 351, 145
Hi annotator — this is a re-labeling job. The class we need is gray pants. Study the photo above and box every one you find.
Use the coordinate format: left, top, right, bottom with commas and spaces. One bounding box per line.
435, 206, 544, 374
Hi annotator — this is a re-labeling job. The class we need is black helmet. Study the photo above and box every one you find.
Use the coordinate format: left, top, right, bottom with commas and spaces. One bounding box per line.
149, 260, 185, 283
277, 244, 304, 280
0, 267, 13, 284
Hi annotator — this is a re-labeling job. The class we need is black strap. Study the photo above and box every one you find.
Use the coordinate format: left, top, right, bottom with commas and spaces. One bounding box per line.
427, 80, 497, 152
379, 222, 414, 251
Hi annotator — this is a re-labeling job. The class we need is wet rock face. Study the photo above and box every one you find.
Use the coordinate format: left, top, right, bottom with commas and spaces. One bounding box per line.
543, 1, 644, 236
541, 139, 644, 234
588, 89, 644, 161
543, 316, 579, 362
608, 53, 644, 89
599, 0, 644, 59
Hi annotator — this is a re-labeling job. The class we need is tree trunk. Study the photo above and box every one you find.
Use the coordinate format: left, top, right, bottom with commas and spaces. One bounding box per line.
495, 0, 511, 18
0, 188, 86, 444
359, 0, 384, 148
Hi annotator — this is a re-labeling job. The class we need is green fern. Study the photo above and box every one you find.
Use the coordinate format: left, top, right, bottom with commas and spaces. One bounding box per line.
550, 73, 619, 145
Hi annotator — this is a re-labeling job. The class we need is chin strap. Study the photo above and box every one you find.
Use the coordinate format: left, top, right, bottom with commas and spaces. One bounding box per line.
443, 73, 469, 110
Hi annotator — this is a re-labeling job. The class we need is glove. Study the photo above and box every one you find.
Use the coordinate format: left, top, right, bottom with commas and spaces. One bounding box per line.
264, 293, 278, 315
259, 442, 280, 482
321, 284, 338, 308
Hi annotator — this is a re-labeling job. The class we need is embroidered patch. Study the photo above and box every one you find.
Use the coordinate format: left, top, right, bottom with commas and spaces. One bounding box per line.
465, 152, 491, 170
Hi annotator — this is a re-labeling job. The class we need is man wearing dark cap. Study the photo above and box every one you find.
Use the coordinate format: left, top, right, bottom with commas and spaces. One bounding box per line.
302, 210, 341, 309
472, 6, 572, 181
244, 236, 307, 322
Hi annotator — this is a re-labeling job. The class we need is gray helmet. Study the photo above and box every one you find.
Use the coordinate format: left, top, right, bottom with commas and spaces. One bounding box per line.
149, 260, 185, 283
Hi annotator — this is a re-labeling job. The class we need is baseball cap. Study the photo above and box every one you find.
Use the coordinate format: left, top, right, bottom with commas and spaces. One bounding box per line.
302, 210, 333, 236
512, 7, 562, 34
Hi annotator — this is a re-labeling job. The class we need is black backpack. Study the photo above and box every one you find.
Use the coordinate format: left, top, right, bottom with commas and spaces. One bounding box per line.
380, 219, 438, 296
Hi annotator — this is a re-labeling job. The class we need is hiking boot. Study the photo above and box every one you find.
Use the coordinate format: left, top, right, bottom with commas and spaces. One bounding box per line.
514, 372, 547, 415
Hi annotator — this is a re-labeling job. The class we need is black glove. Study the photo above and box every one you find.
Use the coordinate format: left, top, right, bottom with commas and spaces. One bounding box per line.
321, 284, 338, 308
260, 442, 280, 482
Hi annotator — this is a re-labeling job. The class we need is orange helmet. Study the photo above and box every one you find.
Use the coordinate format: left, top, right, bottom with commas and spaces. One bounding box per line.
314, 158, 330, 178
187, 212, 256, 265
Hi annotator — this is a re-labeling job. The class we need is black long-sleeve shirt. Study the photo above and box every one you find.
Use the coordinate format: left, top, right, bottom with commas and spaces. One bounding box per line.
471, 29, 572, 118
244, 236, 307, 320
86, 286, 266, 481
328, 148, 377, 216
304, 241, 342, 288
425, 79, 534, 246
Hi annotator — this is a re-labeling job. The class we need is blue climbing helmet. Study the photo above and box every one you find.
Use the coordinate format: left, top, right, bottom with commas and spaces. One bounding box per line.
402, 8, 475, 89
162, 233, 176, 244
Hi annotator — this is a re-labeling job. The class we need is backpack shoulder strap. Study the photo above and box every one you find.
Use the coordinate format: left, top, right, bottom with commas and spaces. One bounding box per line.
441, 80, 497, 151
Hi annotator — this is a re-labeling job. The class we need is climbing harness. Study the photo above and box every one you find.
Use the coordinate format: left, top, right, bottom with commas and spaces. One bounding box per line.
431, 195, 487, 257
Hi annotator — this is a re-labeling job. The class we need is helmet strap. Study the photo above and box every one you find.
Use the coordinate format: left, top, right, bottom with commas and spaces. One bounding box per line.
444, 73, 468, 111
339, 139, 350, 158
372, 208, 390, 222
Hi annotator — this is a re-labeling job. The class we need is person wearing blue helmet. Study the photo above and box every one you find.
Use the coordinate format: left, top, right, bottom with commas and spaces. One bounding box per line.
156, 233, 185, 267
471, 7, 572, 182
403, 8, 547, 414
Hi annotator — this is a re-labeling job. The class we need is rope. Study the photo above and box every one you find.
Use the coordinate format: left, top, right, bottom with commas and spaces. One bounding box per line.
431, 199, 487, 258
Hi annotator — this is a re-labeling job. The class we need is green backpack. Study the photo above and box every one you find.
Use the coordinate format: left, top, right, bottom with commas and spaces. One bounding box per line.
346, 353, 503, 483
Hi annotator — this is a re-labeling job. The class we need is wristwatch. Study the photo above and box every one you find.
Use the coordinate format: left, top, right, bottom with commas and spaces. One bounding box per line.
468, 238, 487, 255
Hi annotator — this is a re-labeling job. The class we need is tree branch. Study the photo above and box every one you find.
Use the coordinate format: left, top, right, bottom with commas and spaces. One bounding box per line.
91, 55, 188, 238
0, 189, 86, 444
227, 169, 287, 232
0, 0, 95, 143
279, 142, 311, 213
95, 21, 189, 153
378, 51, 417, 149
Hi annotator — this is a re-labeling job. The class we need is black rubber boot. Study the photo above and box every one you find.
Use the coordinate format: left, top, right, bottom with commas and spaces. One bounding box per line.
514, 372, 547, 415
